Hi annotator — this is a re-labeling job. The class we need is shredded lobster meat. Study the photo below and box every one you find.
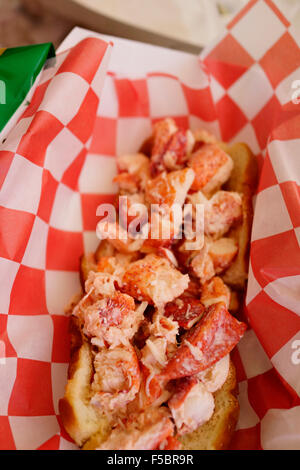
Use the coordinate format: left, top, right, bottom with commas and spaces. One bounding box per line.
70, 119, 247, 449
91, 344, 141, 412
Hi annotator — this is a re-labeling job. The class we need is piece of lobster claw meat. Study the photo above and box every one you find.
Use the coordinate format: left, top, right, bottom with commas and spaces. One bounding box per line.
168, 376, 214, 435
158, 302, 246, 383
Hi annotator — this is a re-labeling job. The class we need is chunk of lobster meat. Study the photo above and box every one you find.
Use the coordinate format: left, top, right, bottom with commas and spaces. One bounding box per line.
190, 244, 215, 284
91, 344, 141, 412
140, 210, 181, 252
201, 276, 231, 309
96, 408, 174, 450
188, 143, 233, 194
72, 272, 116, 318
166, 129, 194, 167
113, 172, 139, 194
99, 299, 147, 348
158, 302, 247, 383
196, 354, 230, 393
176, 237, 211, 280
85, 270, 117, 298
121, 254, 189, 309
205, 191, 243, 238
168, 377, 214, 435
116, 153, 150, 191
150, 118, 178, 176
96, 220, 144, 254
159, 436, 182, 450
154, 129, 195, 173
96, 253, 136, 281
208, 237, 238, 274
81, 291, 145, 347
164, 297, 205, 330
118, 193, 148, 228
90, 291, 135, 327
117, 153, 150, 175
145, 168, 195, 208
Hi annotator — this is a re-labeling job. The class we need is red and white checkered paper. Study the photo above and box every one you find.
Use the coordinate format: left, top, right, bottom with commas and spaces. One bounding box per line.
0, 0, 299, 450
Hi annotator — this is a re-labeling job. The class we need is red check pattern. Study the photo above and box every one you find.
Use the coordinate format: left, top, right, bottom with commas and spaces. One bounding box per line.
0, 0, 299, 450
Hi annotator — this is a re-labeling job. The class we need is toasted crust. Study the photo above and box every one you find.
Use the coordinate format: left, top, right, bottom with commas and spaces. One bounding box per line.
79, 253, 97, 290
220, 143, 258, 289
179, 360, 239, 450
59, 317, 110, 447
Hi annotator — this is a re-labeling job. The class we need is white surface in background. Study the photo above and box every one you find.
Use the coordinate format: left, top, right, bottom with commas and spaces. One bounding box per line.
50, 0, 300, 52
72, 0, 248, 47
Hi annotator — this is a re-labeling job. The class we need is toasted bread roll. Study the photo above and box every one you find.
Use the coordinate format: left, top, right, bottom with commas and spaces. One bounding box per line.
80, 253, 97, 288
58, 318, 110, 447
220, 143, 258, 289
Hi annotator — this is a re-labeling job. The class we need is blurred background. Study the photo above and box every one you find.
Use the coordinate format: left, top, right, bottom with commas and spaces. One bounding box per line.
1, 0, 300, 52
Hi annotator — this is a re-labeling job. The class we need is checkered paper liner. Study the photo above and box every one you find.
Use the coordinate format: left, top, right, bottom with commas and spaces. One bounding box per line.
0, 0, 299, 450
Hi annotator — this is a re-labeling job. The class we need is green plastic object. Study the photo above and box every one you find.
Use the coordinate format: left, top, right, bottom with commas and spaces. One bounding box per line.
0, 43, 55, 132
